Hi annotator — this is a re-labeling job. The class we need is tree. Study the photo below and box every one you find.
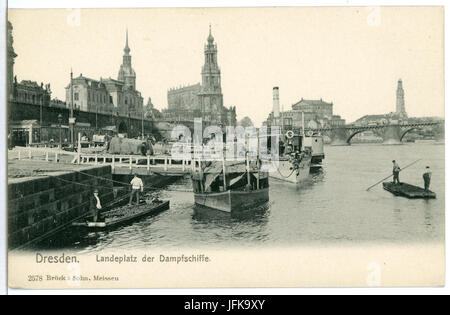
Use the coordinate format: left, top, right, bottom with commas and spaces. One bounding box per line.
238, 116, 254, 128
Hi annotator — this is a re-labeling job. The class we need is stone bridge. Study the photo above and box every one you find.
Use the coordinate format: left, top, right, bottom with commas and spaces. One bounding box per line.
307, 122, 444, 146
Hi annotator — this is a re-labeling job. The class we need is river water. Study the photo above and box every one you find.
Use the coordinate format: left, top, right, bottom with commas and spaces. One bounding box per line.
32, 143, 445, 252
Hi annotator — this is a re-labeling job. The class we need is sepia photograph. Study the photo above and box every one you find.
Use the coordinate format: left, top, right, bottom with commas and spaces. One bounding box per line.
3, 3, 446, 291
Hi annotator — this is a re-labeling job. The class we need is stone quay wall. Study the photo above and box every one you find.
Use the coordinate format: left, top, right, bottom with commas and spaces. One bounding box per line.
8, 165, 114, 249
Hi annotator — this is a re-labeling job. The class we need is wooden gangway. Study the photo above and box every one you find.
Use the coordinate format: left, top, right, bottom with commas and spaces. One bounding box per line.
76, 153, 195, 176
8, 146, 207, 177
8, 146, 268, 177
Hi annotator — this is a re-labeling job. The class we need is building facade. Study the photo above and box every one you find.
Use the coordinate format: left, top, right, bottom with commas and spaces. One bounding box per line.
165, 26, 236, 126
13, 80, 51, 106
265, 89, 345, 133
65, 31, 144, 118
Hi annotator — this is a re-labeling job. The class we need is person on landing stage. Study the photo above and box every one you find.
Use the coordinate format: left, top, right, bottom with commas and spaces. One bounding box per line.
90, 189, 103, 222
423, 166, 432, 191
392, 160, 401, 185
129, 173, 144, 205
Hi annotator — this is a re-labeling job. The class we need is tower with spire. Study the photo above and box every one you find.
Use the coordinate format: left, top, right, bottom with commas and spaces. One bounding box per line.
198, 25, 224, 124
118, 29, 136, 90
7, 21, 17, 101
396, 79, 407, 118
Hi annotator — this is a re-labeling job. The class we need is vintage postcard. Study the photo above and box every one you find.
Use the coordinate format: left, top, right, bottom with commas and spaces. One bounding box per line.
6, 6, 445, 289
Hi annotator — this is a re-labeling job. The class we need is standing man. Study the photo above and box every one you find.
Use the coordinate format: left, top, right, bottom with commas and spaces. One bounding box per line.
423, 166, 432, 191
392, 160, 401, 185
90, 189, 102, 222
129, 173, 144, 205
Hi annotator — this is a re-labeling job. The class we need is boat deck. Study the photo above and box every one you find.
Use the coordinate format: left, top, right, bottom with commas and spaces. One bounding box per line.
72, 200, 170, 229
382, 182, 436, 199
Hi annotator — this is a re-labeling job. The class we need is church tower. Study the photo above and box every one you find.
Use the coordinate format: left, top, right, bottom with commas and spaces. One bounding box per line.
7, 21, 17, 101
396, 79, 407, 117
199, 25, 224, 124
118, 30, 136, 90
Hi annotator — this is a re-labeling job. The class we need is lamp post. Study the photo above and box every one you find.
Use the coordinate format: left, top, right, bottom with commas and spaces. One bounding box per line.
96, 103, 98, 132
70, 69, 74, 146
58, 113, 62, 149
141, 108, 144, 139
39, 96, 43, 143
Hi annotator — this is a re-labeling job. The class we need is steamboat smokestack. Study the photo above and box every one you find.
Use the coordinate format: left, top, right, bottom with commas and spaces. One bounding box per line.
273, 87, 280, 118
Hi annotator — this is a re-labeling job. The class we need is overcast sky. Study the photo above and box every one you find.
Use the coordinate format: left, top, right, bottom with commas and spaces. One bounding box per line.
9, 7, 444, 126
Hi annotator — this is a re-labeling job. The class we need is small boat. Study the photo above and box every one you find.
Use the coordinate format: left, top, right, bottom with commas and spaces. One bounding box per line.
72, 200, 170, 229
192, 158, 269, 214
382, 182, 436, 199
269, 150, 312, 184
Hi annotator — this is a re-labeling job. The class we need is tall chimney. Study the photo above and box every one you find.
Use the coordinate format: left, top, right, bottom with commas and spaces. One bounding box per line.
273, 87, 280, 118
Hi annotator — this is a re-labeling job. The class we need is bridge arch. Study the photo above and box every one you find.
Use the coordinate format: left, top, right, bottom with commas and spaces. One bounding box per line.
346, 130, 366, 144
400, 128, 419, 142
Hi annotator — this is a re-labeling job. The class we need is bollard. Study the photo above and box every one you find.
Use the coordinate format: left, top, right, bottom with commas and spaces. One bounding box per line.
112, 155, 115, 171
129, 156, 132, 170
28, 150, 32, 160
95, 154, 98, 165
18, 151, 21, 160
147, 156, 150, 171
55, 153, 58, 163
164, 157, 168, 171
45, 152, 49, 162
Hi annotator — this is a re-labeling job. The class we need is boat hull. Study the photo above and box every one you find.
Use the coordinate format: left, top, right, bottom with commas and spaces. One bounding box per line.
72, 201, 170, 229
269, 157, 311, 184
194, 188, 269, 213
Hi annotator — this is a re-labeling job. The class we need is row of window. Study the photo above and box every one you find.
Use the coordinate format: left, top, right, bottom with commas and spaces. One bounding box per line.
16, 92, 45, 105
85, 91, 110, 104
73, 90, 141, 107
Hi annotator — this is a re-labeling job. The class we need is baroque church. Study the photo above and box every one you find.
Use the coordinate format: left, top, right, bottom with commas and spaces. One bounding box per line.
165, 26, 237, 126
65, 30, 144, 118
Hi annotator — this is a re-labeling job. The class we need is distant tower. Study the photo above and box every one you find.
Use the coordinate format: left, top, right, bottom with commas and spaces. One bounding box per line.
396, 79, 407, 117
7, 21, 17, 101
118, 29, 136, 90
273, 87, 280, 117
198, 25, 223, 123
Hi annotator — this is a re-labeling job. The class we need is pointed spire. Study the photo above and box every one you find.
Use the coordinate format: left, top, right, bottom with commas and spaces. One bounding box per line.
124, 28, 130, 54
207, 24, 214, 43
